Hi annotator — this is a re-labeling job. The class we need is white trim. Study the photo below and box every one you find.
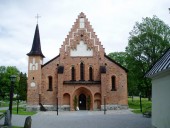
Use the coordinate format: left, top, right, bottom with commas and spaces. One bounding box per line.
65, 28, 99, 52
70, 41, 93, 56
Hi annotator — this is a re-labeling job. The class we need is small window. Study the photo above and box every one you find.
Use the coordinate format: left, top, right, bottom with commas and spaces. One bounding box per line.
71, 66, 75, 81
48, 76, 53, 91
111, 76, 116, 91
80, 62, 84, 81
89, 67, 93, 81
32, 65, 35, 70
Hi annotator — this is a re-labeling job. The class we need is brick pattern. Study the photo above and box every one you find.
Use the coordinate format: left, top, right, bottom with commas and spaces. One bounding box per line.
27, 12, 128, 111
27, 56, 43, 105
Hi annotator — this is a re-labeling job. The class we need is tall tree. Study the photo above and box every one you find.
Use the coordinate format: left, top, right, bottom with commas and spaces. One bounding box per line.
126, 16, 170, 100
0, 66, 7, 99
108, 52, 127, 68
0, 66, 20, 99
18, 72, 27, 101
108, 52, 138, 96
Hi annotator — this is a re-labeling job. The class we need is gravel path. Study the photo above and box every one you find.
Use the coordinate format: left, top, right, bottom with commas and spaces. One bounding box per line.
0, 110, 151, 128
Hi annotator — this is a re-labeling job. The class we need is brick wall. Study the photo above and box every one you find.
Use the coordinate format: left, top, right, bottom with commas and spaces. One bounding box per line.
27, 12, 128, 111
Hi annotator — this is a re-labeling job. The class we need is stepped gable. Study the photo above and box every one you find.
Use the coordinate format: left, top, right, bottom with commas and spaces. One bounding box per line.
59, 12, 105, 59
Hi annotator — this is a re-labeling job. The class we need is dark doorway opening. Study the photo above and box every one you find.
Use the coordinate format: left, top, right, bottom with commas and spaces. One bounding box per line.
79, 94, 86, 110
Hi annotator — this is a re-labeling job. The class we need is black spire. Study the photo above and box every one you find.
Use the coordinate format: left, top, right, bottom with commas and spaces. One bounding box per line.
27, 24, 45, 58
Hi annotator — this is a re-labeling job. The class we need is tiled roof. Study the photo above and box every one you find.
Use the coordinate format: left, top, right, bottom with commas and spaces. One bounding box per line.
145, 48, 170, 77
27, 24, 45, 58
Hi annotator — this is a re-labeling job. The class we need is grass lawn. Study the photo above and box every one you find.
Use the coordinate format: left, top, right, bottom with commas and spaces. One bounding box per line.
0, 107, 36, 116
128, 97, 152, 114
0, 101, 36, 115
0, 101, 11, 107
0, 101, 27, 108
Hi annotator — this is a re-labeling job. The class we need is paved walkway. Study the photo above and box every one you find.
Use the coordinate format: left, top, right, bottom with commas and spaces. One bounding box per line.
0, 110, 151, 128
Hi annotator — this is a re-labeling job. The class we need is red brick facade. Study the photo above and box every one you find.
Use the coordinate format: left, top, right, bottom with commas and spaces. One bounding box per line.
27, 12, 128, 111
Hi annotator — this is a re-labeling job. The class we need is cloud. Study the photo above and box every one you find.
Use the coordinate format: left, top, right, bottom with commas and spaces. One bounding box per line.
0, 0, 170, 73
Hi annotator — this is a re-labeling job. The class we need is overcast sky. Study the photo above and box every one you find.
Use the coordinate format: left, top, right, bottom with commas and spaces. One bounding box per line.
0, 0, 170, 73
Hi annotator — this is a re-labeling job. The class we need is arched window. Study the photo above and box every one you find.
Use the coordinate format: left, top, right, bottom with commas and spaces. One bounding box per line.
48, 76, 52, 91
89, 66, 93, 81
71, 66, 75, 81
80, 62, 84, 81
32, 65, 35, 70
111, 76, 116, 91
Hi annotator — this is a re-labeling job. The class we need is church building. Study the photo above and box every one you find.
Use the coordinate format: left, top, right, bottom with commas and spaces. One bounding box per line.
27, 12, 128, 111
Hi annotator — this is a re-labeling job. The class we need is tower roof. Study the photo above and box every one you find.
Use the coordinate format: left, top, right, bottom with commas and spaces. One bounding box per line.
27, 24, 45, 58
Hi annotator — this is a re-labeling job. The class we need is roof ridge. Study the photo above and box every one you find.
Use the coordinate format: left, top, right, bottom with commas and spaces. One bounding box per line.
42, 54, 60, 67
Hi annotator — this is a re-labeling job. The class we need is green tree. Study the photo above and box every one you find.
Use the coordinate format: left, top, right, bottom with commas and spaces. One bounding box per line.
0, 66, 7, 99
107, 52, 138, 97
108, 52, 127, 68
18, 72, 27, 101
0, 66, 20, 99
126, 15, 170, 100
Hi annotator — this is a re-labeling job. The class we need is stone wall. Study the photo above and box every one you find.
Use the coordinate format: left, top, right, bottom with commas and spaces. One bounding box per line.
27, 104, 128, 112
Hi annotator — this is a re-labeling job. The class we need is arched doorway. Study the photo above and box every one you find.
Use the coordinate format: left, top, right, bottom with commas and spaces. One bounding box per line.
73, 87, 93, 111
79, 94, 86, 110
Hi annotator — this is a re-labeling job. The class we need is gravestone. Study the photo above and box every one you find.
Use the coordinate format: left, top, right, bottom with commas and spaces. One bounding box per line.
4, 110, 11, 127
24, 116, 32, 128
